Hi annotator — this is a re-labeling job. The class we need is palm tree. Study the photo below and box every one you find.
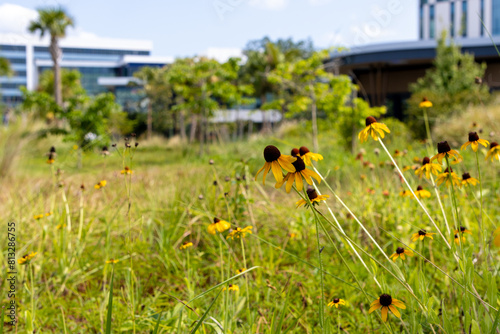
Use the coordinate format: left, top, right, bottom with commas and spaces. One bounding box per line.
28, 8, 74, 107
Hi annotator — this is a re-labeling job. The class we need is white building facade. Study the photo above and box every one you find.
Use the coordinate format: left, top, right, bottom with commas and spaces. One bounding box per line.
419, 0, 500, 40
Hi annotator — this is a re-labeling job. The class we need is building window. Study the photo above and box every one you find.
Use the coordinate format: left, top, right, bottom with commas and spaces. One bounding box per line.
480, 0, 485, 36
461, 1, 467, 37
493, 0, 500, 35
420, 5, 424, 39
430, 5, 435, 39
451, 2, 455, 37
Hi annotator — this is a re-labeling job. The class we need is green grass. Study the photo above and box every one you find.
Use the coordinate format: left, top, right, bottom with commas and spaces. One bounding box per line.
1, 119, 499, 333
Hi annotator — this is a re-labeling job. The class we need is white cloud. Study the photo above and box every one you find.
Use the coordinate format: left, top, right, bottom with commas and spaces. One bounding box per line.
308, 0, 332, 5
248, 0, 288, 10
0, 3, 37, 34
200, 47, 243, 63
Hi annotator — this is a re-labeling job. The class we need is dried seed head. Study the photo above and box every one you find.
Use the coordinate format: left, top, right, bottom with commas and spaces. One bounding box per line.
131, 133, 136, 137
209, 159, 214, 165
468, 132, 479, 142
80, 184, 85, 190
263, 145, 281, 162
379, 294, 393, 307
198, 194, 204, 200
112, 143, 117, 147
291, 148, 300, 157
299, 146, 310, 156
135, 142, 139, 147
225, 176, 231, 182
475, 77, 482, 84
365, 116, 377, 126
437, 141, 451, 154
125, 142, 131, 148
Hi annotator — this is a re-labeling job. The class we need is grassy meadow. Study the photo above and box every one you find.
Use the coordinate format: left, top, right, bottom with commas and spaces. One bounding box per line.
1, 113, 500, 333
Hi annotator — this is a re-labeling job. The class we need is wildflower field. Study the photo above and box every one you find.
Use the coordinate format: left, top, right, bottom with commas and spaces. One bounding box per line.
2, 113, 500, 334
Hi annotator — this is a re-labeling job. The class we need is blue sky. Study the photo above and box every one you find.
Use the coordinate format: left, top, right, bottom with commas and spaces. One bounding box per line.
0, 0, 418, 58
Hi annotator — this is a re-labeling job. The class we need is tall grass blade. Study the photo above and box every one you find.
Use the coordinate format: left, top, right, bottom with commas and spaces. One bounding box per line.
190, 288, 223, 334
105, 268, 115, 334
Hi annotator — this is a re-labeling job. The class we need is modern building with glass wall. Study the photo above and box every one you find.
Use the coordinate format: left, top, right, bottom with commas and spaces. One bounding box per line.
0, 33, 172, 109
419, 0, 498, 40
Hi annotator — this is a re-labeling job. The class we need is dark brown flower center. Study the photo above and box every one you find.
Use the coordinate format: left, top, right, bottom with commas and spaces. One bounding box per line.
417, 185, 423, 191
454, 234, 459, 239
50, 146, 56, 153
422, 97, 429, 102
291, 148, 300, 157
462, 172, 471, 180
460, 226, 466, 232
299, 146, 310, 156
422, 157, 430, 165
333, 298, 340, 303
468, 132, 479, 142
418, 229, 427, 236
264, 145, 281, 162
292, 157, 306, 172
396, 247, 404, 254
444, 167, 453, 173
379, 294, 392, 307
213, 217, 220, 223
365, 116, 377, 126
437, 141, 451, 154
491, 142, 498, 149
306, 187, 318, 200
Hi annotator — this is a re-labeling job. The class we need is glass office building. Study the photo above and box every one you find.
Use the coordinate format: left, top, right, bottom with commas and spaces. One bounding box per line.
0, 34, 171, 109
419, 0, 497, 40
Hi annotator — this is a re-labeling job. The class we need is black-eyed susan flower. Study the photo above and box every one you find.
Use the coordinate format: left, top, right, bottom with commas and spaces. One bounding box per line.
327, 298, 346, 308
358, 116, 390, 143
411, 229, 436, 242
179, 241, 193, 250
461, 172, 479, 187
56, 223, 66, 230
415, 157, 442, 179
106, 259, 119, 264
226, 226, 253, 240
208, 217, 231, 235
289, 232, 298, 239
121, 166, 133, 174
390, 247, 414, 261
454, 226, 472, 235
461, 132, 489, 152
399, 190, 411, 197
299, 146, 323, 166
368, 294, 406, 322
485, 142, 500, 162
33, 214, 44, 220
436, 167, 461, 187
236, 268, 247, 274
295, 187, 329, 208
276, 157, 321, 193
414, 185, 431, 199
255, 145, 296, 185
431, 141, 463, 165
46, 146, 56, 164
94, 180, 107, 189
454, 234, 466, 245
419, 97, 432, 108
18, 252, 37, 265
394, 149, 405, 157
223, 284, 239, 292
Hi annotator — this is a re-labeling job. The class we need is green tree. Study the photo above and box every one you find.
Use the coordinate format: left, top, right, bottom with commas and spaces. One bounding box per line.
269, 50, 385, 151
134, 66, 173, 140
37, 68, 85, 100
408, 31, 489, 137
28, 7, 74, 107
0, 57, 12, 77
169, 57, 252, 153
240, 37, 313, 132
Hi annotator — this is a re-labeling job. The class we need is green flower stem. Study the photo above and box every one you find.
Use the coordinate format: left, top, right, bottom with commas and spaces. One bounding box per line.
475, 151, 486, 251
430, 174, 451, 237
311, 166, 393, 264
310, 167, 382, 289
378, 139, 452, 250
240, 237, 252, 327
423, 108, 433, 156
